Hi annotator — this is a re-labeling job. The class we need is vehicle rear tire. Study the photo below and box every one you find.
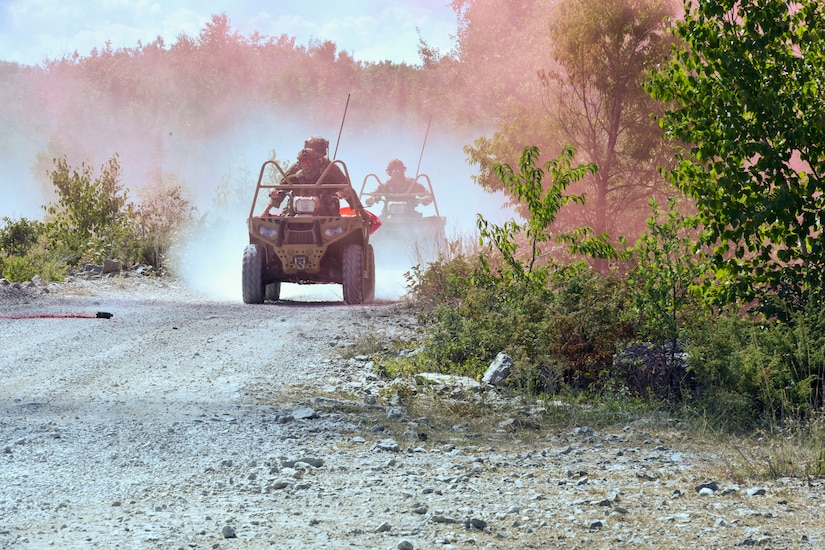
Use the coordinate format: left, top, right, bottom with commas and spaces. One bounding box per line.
342, 244, 364, 305
365, 244, 375, 303
265, 282, 281, 302
242, 244, 265, 304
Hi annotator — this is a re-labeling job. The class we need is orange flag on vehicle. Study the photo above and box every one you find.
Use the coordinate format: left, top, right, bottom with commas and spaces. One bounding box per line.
340, 206, 382, 234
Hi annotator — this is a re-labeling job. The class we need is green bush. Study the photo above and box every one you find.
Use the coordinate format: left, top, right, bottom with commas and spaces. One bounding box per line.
403, 141, 825, 432
542, 264, 635, 389
408, 257, 635, 395
0, 251, 68, 282
405, 253, 479, 313
627, 198, 706, 345
0, 216, 66, 282
416, 263, 515, 378
44, 155, 132, 265
405, 146, 636, 396
0, 216, 43, 257
685, 300, 825, 428
35, 154, 197, 273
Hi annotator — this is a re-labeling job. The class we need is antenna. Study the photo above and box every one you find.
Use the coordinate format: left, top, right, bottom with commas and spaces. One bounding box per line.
414, 115, 433, 179
333, 94, 350, 160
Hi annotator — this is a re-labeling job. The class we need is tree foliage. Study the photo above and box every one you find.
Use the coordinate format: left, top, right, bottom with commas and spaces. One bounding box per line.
646, 0, 825, 309
3, 5, 674, 261
475, 146, 602, 289
542, 0, 678, 237
464, 0, 678, 250
628, 198, 706, 344
130, 173, 197, 272
447, 0, 554, 124
29, 13, 437, 165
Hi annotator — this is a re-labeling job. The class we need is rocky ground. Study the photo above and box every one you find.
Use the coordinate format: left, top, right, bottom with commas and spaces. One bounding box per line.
1, 275, 823, 549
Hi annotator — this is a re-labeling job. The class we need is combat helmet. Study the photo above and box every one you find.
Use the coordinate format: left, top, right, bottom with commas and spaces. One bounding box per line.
304, 136, 329, 157
386, 159, 406, 174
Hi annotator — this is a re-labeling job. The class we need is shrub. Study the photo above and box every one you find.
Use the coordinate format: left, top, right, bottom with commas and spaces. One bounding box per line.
408, 258, 635, 395
405, 252, 479, 314
543, 264, 635, 390
627, 197, 706, 345
129, 174, 197, 272
0, 250, 68, 282
43, 155, 131, 265
406, 141, 824, 432
0, 217, 67, 282
406, 146, 635, 396
685, 300, 825, 428
0, 216, 43, 257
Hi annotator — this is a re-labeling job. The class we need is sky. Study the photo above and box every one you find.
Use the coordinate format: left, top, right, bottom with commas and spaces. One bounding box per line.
0, 0, 459, 67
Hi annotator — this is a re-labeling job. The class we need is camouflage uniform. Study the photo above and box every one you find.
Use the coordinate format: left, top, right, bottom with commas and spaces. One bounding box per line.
365, 159, 431, 215
263, 144, 353, 216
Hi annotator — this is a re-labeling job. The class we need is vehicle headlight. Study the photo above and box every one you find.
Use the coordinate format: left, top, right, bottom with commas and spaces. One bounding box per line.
324, 225, 344, 237
259, 226, 278, 239
388, 202, 407, 215
294, 197, 317, 214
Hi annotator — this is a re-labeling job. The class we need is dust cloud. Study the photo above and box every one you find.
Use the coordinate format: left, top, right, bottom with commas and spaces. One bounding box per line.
1, 87, 511, 303
172, 114, 513, 303
1, 6, 529, 304
0, 155, 44, 220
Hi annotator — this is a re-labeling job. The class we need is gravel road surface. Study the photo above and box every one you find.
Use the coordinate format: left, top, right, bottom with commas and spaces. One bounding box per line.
1, 277, 823, 549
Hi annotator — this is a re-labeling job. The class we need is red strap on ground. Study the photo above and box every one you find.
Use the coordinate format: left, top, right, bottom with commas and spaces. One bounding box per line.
0, 312, 113, 320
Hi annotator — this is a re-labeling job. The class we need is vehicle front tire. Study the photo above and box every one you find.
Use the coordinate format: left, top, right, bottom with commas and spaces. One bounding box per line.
265, 281, 281, 302
365, 244, 375, 303
242, 244, 265, 304
342, 244, 364, 305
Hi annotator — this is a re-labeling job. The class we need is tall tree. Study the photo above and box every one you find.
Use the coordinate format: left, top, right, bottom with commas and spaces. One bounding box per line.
448, 0, 552, 124
544, 0, 677, 238
646, 0, 825, 309
464, 0, 678, 253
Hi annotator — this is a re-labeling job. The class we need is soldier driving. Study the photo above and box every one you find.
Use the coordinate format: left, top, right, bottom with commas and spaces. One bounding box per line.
262, 144, 357, 216
364, 159, 432, 216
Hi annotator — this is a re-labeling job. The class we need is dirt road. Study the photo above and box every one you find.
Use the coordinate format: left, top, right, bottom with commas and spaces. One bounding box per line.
1, 277, 823, 550
0, 278, 420, 548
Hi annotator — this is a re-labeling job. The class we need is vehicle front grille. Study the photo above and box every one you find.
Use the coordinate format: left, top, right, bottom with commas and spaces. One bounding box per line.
283, 222, 319, 245
286, 230, 315, 245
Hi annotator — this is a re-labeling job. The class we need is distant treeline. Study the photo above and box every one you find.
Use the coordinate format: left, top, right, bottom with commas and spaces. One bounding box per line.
0, 1, 682, 248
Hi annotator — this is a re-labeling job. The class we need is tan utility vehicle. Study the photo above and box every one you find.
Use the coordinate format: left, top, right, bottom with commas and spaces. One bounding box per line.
243, 159, 376, 305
